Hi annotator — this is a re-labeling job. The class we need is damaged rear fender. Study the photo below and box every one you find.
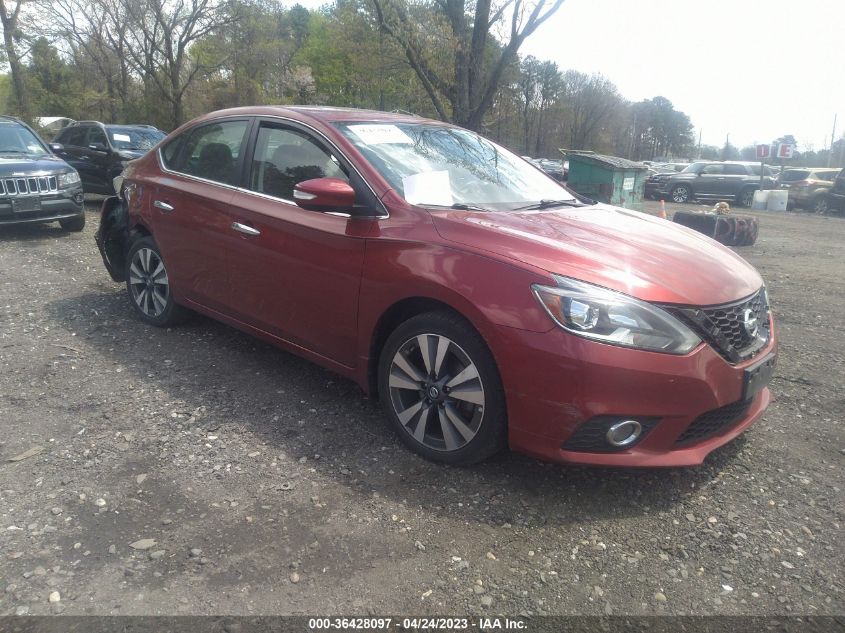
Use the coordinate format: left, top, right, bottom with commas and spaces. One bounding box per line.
95, 195, 132, 283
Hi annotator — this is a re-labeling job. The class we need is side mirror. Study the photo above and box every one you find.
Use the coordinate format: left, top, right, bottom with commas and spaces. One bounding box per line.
293, 177, 355, 213
49, 143, 64, 153
89, 142, 108, 152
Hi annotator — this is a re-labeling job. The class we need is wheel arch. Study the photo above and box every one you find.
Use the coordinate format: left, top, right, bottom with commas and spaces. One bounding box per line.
366, 296, 488, 399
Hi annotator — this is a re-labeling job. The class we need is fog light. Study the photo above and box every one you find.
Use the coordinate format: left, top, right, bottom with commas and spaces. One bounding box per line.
606, 420, 642, 447
74, 193, 84, 204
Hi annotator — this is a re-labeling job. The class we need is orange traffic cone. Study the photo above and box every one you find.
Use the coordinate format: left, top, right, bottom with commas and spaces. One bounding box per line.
658, 199, 667, 219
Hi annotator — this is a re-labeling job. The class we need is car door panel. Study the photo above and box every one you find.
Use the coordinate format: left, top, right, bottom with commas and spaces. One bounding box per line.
223, 121, 374, 367
147, 118, 253, 312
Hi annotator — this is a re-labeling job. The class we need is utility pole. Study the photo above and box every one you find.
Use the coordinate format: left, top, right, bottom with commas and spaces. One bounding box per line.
697, 129, 702, 159
827, 114, 837, 167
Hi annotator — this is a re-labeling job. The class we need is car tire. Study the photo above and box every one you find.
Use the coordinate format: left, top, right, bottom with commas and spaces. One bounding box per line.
670, 185, 691, 204
737, 188, 756, 208
125, 236, 188, 327
59, 214, 86, 232
813, 196, 830, 214
377, 311, 507, 465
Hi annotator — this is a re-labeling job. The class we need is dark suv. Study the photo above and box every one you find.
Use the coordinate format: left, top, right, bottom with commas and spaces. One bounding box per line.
815, 169, 845, 214
52, 122, 165, 194
0, 116, 85, 231
646, 161, 776, 207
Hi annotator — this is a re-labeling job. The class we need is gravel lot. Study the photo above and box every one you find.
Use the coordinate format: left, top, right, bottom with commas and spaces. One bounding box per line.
0, 199, 843, 617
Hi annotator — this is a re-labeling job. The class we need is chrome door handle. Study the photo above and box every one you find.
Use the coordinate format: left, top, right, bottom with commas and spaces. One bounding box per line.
231, 222, 260, 236
154, 200, 174, 212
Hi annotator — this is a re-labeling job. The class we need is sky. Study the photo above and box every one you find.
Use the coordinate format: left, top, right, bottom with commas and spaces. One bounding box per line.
288, 0, 844, 152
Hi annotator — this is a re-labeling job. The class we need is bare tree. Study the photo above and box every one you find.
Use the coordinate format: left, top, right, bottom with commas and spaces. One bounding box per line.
0, 0, 31, 119
120, 0, 230, 128
371, 0, 565, 131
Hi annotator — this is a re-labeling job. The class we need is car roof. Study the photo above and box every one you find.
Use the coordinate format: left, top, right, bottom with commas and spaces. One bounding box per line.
188, 105, 440, 128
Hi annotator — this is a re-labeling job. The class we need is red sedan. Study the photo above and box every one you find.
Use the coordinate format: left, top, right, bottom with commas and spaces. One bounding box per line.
96, 106, 776, 467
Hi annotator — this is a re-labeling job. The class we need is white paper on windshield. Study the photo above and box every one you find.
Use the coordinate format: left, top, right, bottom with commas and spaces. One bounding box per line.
402, 170, 452, 205
112, 133, 131, 142
349, 124, 412, 145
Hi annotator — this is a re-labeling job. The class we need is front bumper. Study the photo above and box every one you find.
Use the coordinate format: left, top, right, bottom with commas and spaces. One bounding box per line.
0, 186, 85, 225
494, 320, 776, 467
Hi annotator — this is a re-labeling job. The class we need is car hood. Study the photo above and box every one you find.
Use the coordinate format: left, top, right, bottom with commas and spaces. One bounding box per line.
0, 154, 71, 176
430, 203, 762, 306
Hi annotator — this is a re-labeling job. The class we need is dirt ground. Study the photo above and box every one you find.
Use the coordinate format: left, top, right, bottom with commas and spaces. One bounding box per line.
0, 198, 843, 617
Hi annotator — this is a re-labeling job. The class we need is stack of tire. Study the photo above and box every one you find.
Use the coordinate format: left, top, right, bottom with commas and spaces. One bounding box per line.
672, 211, 759, 247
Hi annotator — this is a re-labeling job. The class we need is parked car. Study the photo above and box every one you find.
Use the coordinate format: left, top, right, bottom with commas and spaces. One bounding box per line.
0, 115, 85, 231
814, 169, 845, 214
51, 121, 165, 195
96, 107, 776, 467
646, 161, 776, 206
776, 167, 840, 211
534, 158, 566, 181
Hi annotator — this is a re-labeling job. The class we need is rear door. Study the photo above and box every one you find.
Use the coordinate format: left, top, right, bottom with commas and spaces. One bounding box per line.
148, 117, 253, 313
224, 119, 374, 366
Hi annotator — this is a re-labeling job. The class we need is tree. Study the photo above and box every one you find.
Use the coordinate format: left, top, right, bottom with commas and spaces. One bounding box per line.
560, 70, 623, 150
370, 0, 565, 130
0, 0, 31, 119
121, 0, 231, 128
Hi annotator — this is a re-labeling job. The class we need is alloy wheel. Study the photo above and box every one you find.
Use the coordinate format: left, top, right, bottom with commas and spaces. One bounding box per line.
128, 247, 170, 318
740, 189, 755, 208
387, 334, 485, 452
814, 198, 829, 214
672, 186, 689, 203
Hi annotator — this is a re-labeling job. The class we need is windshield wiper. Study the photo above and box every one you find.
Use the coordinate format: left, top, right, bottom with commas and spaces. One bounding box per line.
422, 202, 490, 212
511, 199, 584, 211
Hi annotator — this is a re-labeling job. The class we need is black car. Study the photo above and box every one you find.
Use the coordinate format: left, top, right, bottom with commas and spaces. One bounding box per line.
0, 116, 85, 231
815, 169, 845, 214
646, 161, 776, 207
51, 122, 165, 195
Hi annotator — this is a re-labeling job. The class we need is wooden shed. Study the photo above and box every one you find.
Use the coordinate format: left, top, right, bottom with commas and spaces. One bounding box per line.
564, 151, 648, 207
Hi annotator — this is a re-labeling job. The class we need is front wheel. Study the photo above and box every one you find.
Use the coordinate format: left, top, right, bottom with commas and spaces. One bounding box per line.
377, 312, 507, 465
670, 185, 691, 203
125, 236, 187, 327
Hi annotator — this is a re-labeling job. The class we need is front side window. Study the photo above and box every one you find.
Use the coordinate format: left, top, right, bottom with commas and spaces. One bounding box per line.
87, 127, 109, 148
250, 124, 347, 201
57, 127, 87, 147
335, 121, 573, 209
701, 164, 724, 175
177, 120, 250, 185
723, 164, 747, 175
0, 121, 48, 156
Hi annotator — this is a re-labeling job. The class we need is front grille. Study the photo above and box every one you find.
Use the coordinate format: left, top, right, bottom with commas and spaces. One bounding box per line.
675, 399, 752, 446
1, 175, 58, 196
667, 288, 771, 363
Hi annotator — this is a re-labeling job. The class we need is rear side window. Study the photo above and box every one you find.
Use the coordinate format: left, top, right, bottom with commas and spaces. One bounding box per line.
171, 120, 250, 186
780, 170, 810, 182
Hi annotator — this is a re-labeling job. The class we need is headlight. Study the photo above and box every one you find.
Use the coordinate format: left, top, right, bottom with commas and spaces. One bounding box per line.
58, 170, 80, 187
532, 276, 701, 354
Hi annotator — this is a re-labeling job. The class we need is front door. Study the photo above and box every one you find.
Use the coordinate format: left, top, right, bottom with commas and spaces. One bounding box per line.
224, 120, 375, 367
696, 163, 725, 196
148, 118, 252, 313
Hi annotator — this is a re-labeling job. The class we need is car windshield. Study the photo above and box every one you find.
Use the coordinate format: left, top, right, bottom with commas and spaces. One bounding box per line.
0, 122, 48, 156
106, 126, 165, 151
335, 121, 575, 209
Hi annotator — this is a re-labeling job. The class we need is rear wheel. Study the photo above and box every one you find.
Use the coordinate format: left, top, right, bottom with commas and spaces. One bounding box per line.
738, 188, 756, 208
377, 311, 507, 465
670, 184, 691, 203
813, 196, 830, 214
59, 214, 85, 232
125, 236, 187, 327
